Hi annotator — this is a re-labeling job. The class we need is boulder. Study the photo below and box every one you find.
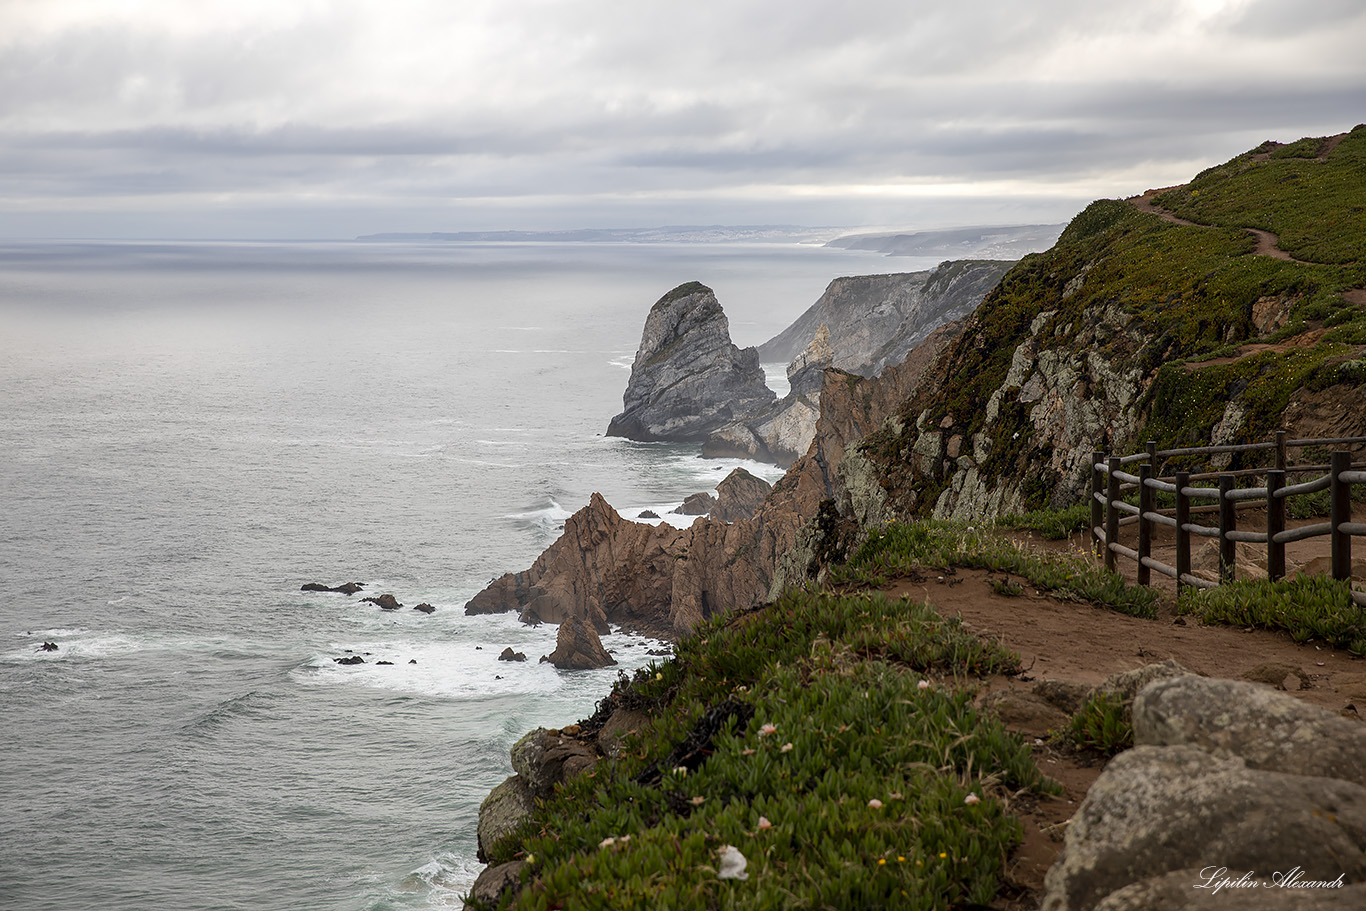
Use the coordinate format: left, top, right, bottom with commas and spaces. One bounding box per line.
38, 641, 59, 652
1134, 675, 1366, 788
361, 593, 402, 610
1092, 658, 1192, 704
637, 510, 660, 519
712, 468, 772, 523
412, 602, 436, 614
606, 282, 775, 442
498, 647, 527, 662
597, 708, 652, 760
510, 727, 599, 796
476, 775, 536, 862
547, 615, 617, 670
1040, 744, 1366, 911
333, 655, 364, 665
670, 492, 717, 516
463, 860, 525, 910
1094, 871, 1365, 911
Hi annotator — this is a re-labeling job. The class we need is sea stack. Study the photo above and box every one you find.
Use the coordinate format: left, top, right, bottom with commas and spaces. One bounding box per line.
606, 282, 775, 442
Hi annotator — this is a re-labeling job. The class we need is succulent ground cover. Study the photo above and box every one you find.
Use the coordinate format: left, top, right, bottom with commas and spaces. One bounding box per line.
475, 575, 1059, 909
1178, 574, 1366, 657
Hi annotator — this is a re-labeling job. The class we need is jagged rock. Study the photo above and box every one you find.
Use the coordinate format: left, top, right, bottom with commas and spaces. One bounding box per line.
476, 776, 535, 862
670, 492, 717, 516
361, 593, 402, 610
498, 647, 527, 662
463, 860, 525, 910
510, 727, 599, 795
333, 655, 364, 665
301, 582, 364, 595
786, 324, 834, 394
637, 510, 659, 519
1040, 744, 1366, 911
412, 602, 435, 614
712, 468, 772, 522
606, 282, 774, 442
1134, 675, 1366, 788
547, 615, 617, 670
38, 641, 58, 652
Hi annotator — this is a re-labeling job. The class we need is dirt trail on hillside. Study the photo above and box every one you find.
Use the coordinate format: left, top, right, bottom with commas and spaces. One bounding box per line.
872, 525, 1366, 901
1128, 189, 1313, 263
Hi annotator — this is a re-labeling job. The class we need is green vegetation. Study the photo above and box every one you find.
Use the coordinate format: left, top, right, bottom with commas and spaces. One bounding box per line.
1155, 126, 1366, 264
475, 584, 1057, 910
1061, 691, 1134, 756
996, 503, 1092, 540
1178, 574, 1366, 657
859, 127, 1366, 515
658, 280, 713, 305
830, 521, 1160, 619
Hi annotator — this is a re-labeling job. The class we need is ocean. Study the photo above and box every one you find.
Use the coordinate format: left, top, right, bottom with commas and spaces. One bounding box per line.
0, 238, 924, 910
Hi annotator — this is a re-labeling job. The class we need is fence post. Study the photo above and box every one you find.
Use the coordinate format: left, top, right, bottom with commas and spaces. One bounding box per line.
1331, 450, 1351, 581
1267, 469, 1286, 581
1146, 439, 1158, 471
1175, 471, 1191, 593
1090, 450, 1104, 557
1275, 430, 1287, 472
1106, 456, 1121, 573
1138, 463, 1153, 586
1219, 474, 1236, 584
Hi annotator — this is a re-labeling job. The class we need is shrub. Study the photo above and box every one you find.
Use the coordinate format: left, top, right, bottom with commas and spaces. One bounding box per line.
1178, 575, 1366, 657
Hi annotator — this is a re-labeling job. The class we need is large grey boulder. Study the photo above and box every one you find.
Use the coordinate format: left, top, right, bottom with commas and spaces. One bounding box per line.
1135, 675, 1366, 788
607, 282, 774, 442
1040, 744, 1366, 911
464, 861, 525, 910
475, 776, 535, 862
510, 727, 598, 796
1094, 871, 1365, 911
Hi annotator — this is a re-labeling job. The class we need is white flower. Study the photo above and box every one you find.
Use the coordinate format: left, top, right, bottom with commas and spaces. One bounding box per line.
717, 845, 749, 881
965, 793, 981, 806
691, 795, 705, 806
918, 679, 930, 691
868, 798, 884, 809
759, 723, 777, 737
673, 766, 688, 776
599, 837, 617, 849
757, 816, 772, 830
780, 742, 793, 752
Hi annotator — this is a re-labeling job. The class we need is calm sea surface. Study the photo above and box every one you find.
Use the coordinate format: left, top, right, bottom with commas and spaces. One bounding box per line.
0, 239, 921, 910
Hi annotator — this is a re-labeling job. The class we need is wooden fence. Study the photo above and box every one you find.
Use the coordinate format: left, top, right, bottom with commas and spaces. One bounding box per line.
1089, 432, 1366, 608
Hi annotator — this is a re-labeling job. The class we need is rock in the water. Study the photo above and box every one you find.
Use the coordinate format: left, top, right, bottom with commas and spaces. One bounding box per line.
334, 655, 364, 665
547, 615, 617, 670
361, 593, 402, 610
670, 492, 717, 516
498, 647, 527, 662
606, 282, 774, 442
38, 641, 58, 652
712, 468, 772, 522
1134, 675, 1366, 788
412, 602, 435, 614
636, 510, 660, 519
476, 775, 535, 862
301, 581, 364, 595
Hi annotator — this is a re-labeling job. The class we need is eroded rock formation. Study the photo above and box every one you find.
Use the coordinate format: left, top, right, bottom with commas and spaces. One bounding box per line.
546, 615, 617, 670
606, 282, 774, 442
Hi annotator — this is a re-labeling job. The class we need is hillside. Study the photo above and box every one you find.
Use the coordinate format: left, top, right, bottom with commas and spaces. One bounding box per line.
860, 126, 1366, 521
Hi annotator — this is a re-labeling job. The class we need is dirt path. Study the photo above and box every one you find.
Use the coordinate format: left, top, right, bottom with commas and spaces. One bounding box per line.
872, 536, 1366, 900
1127, 188, 1337, 268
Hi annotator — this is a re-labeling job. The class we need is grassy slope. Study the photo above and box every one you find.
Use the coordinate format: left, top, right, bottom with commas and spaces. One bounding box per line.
861, 127, 1366, 511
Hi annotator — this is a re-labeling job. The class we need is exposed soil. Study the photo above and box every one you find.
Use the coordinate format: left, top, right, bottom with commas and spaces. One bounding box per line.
869, 525, 1366, 904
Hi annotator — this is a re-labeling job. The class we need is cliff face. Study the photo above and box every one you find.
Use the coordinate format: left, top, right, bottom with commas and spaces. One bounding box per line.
464, 321, 964, 636
755, 260, 1015, 375
606, 282, 775, 442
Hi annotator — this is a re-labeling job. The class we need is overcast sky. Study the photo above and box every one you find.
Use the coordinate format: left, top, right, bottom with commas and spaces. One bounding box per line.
1, 0, 1362, 239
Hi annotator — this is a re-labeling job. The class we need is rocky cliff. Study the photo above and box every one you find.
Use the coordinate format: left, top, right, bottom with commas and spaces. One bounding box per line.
606, 282, 775, 442
756, 260, 1014, 375
859, 129, 1366, 521
465, 320, 964, 636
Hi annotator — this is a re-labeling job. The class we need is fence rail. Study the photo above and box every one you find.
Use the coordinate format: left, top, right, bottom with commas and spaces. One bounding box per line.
1089, 432, 1366, 608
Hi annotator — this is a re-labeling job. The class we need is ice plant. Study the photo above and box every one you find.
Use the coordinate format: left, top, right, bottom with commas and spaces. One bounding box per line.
759, 722, 777, 737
